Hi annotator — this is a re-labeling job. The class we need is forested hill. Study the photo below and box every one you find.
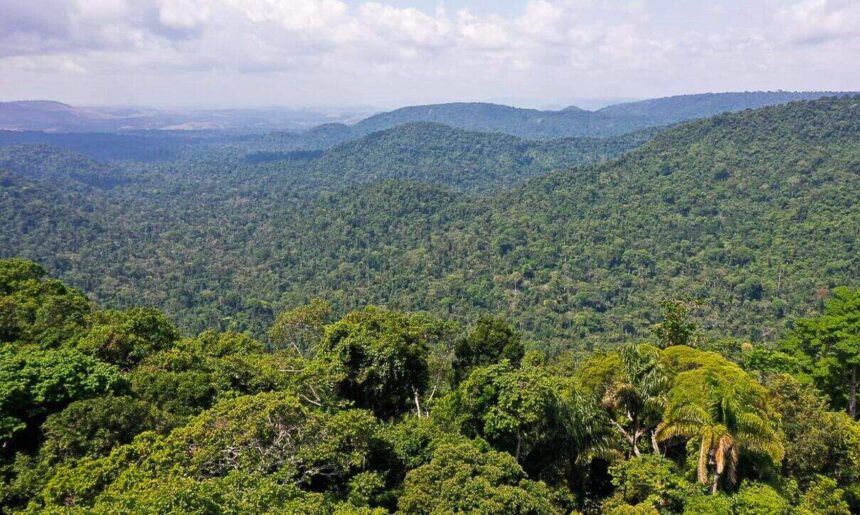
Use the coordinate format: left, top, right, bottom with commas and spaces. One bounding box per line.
306, 122, 651, 192
233, 95, 859, 349
1, 96, 858, 350
463, 96, 860, 347
2, 92, 852, 161
349, 91, 854, 139
595, 90, 851, 125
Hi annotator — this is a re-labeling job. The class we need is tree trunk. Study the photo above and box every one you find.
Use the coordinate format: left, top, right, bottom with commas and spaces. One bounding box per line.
631, 431, 641, 457
412, 387, 423, 418
849, 366, 857, 419
650, 430, 661, 455
515, 429, 523, 461
711, 470, 721, 495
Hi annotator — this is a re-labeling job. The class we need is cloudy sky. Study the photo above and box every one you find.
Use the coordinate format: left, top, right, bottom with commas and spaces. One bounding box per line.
0, 0, 858, 108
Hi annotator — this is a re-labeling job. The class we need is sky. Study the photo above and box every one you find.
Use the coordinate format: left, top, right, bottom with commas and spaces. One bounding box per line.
0, 0, 858, 109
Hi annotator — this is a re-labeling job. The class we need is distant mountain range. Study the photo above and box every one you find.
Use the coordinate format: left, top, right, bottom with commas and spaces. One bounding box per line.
0, 101, 372, 133
346, 91, 856, 139
252, 91, 860, 147
1, 92, 854, 138
2, 94, 857, 345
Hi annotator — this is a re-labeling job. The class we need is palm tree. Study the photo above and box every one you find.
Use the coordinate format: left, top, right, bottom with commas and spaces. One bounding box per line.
657, 370, 784, 494
600, 343, 668, 456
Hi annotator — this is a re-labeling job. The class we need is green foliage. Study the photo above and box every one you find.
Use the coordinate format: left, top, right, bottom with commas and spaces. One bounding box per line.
129, 368, 216, 420
316, 307, 438, 419
732, 482, 790, 515
168, 392, 379, 482
3, 96, 858, 353
766, 374, 860, 510
651, 301, 701, 349
377, 416, 445, 480
268, 298, 331, 356
781, 287, 860, 417
0, 259, 46, 294
40, 396, 161, 463
740, 345, 803, 381
77, 472, 332, 514
681, 493, 733, 514
0, 345, 124, 444
307, 122, 649, 193
77, 308, 180, 368
127, 332, 311, 421
452, 316, 524, 384
0, 258, 90, 348
657, 347, 784, 492
399, 439, 560, 514
34, 392, 382, 511
579, 343, 668, 457
798, 476, 851, 515
606, 454, 688, 512
441, 361, 605, 479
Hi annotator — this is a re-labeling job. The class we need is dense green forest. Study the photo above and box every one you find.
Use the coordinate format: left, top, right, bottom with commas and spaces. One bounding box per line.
303, 123, 652, 192
1, 96, 857, 352
1, 258, 858, 513
347, 92, 853, 139
1, 92, 849, 160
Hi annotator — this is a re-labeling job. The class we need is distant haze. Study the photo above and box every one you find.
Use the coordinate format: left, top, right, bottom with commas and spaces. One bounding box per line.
1, 0, 859, 108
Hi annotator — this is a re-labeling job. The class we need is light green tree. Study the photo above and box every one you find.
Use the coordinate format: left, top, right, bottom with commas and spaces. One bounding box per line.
782, 287, 860, 418
657, 347, 784, 494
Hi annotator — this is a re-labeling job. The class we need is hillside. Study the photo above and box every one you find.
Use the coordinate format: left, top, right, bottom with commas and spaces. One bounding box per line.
224, 96, 859, 348
306, 122, 651, 192
0, 101, 367, 132
349, 91, 854, 139
597, 91, 851, 125
1, 96, 858, 348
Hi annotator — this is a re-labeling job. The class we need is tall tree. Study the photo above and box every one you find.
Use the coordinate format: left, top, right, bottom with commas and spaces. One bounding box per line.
657, 348, 784, 494
782, 287, 860, 418
651, 300, 701, 349
316, 307, 437, 419
580, 343, 668, 457
452, 316, 524, 384
442, 361, 606, 479
268, 298, 331, 357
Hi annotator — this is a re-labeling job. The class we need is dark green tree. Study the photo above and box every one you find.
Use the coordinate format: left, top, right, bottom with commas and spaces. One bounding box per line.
76, 308, 180, 368
41, 396, 161, 462
268, 298, 331, 356
0, 259, 91, 348
0, 345, 124, 446
316, 307, 437, 419
651, 300, 700, 349
781, 287, 860, 418
452, 316, 524, 384
399, 439, 559, 514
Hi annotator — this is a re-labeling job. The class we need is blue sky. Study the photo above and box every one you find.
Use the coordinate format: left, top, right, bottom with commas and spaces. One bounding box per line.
0, 0, 857, 109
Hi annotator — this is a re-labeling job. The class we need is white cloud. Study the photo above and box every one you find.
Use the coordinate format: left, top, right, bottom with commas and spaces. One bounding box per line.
456, 11, 508, 50
156, 0, 211, 31
0, 0, 858, 106
76, 0, 128, 19
777, 0, 860, 44
359, 3, 451, 47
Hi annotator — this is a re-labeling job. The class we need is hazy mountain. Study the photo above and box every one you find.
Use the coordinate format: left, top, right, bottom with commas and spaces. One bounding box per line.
2, 95, 857, 346
0, 101, 372, 132
347, 91, 855, 139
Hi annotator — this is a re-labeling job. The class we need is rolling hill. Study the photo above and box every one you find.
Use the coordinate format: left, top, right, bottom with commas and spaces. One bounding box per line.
1, 96, 857, 350
305, 122, 652, 192
0, 101, 370, 132
348, 91, 855, 139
